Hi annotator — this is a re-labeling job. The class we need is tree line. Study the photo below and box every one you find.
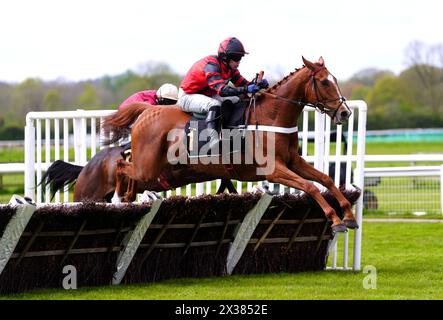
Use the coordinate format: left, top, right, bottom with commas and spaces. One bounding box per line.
341, 41, 443, 129
0, 62, 181, 139
1, 42, 442, 139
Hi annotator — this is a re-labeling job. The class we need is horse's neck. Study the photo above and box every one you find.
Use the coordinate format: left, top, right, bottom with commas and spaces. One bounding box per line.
254, 69, 308, 128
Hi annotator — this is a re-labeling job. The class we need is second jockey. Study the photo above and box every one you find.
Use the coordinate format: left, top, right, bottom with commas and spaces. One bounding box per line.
118, 83, 178, 110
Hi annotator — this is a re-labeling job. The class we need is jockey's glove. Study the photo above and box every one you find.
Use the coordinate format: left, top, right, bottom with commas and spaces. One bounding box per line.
247, 84, 261, 94
258, 79, 269, 89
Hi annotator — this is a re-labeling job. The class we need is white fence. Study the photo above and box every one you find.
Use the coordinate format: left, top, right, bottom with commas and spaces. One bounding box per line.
24, 110, 112, 203
23, 100, 368, 270
363, 165, 443, 214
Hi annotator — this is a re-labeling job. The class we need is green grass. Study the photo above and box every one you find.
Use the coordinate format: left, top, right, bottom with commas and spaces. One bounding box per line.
366, 141, 443, 155
0, 146, 89, 163
364, 141, 443, 167
364, 211, 443, 219
365, 176, 442, 214
2, 222, 443, 300
0, 147, 24, 163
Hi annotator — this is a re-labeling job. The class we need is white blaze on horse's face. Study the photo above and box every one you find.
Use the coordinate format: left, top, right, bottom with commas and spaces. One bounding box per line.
327, 73, 351, 125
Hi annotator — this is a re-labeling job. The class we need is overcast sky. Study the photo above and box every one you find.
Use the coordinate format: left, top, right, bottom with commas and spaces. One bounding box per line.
1, 0, 442, 83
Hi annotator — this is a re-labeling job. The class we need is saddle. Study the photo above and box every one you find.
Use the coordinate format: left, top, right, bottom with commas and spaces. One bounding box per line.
121, 101, 250, 160
184, 100, 248, 158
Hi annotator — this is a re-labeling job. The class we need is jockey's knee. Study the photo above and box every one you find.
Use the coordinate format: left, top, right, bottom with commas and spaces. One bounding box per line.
217, 95, 240, 105
208, 105, 221, 113
178, 93, 221, 114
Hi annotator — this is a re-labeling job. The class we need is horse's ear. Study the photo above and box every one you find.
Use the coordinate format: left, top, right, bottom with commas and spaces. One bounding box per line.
318, 56, 325, 66
302, 56, 316, 71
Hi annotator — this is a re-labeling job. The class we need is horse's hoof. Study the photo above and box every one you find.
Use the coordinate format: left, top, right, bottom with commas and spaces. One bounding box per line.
332, 223, 348, 233
343, 219, 359, 229
251, 185, 265, 194
139, 191, 160, 203
111, 192, 122, 204
153, 192, 163, 200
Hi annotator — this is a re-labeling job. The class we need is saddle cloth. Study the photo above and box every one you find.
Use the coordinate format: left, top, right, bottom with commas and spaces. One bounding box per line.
184, 100, 248, 158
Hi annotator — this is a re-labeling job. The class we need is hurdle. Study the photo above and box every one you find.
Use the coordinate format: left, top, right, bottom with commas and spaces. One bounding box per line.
0, 190, 361, 294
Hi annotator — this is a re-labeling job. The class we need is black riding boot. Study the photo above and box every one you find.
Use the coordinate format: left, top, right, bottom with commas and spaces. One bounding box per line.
205, 106, 221, 151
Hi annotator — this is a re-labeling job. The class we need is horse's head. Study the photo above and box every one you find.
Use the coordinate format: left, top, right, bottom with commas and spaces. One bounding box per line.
302, 56, 351, 125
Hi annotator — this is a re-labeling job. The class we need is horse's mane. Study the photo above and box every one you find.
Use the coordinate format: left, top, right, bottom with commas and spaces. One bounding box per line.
263, 62, 324, 94
264, 66, 304, 94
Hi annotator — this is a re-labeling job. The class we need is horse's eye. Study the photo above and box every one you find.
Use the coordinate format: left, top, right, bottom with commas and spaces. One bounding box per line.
321, 80, 329, 87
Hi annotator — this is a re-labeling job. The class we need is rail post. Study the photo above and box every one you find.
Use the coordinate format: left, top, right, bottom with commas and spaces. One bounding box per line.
353, 100, 367, 271
24, 117, 35, 200
440, 164, 443, 215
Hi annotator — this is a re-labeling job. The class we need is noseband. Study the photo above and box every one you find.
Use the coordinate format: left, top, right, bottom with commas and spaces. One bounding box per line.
309, 68, 351, 120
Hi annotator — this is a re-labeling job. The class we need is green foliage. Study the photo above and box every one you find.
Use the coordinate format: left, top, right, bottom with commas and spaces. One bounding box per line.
344, 63, 443, 129
9, 78, 46, 126
349, 85, 371, 100
348, 68, 394, 87
0, 126, 24, 140
399, 65, 443, 113
1, 62, 182, 127
44, 89, 62, 111
366, 75, 415, 115
2, 58, 443, 130
77, 83, 98, 109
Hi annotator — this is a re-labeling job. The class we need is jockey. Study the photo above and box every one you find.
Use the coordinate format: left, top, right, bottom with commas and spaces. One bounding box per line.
178, 37, 269, 149
118, 83, 178, 110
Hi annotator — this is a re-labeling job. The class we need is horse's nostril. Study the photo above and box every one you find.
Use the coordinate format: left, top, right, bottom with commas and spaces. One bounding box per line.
341, 111, 349, 118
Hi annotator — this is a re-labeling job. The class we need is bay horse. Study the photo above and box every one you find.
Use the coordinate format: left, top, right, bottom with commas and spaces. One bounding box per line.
40, 146, 129, 202
40, 146, 237, 202
103, 57, 357, 233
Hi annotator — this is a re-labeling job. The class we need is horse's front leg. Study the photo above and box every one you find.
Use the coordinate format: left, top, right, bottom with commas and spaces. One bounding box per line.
266, 161, 347, 233
288, 154, 358, 229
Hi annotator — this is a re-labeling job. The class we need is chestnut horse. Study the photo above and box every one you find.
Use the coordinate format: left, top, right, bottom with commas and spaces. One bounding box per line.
103, 57, 356, 233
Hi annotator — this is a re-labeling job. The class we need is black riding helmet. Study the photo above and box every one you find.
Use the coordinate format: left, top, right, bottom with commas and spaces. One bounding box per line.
218, 37, 249, 62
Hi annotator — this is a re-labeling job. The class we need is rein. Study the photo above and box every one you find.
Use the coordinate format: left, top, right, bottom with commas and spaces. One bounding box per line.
259, 91, 308, 107
258, 68, 350, 119
241, 65, 349, 134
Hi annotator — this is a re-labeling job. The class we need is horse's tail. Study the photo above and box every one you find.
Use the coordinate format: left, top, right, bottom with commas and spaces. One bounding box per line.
102, 102, 151, 146
39, 160, 83, 199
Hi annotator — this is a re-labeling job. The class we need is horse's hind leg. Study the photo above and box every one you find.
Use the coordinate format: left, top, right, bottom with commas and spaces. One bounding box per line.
289, 154, 358, 229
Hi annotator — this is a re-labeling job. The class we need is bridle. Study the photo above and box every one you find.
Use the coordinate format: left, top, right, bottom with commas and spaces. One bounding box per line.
259, 66, 351, 121
309, 68, 351, 120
